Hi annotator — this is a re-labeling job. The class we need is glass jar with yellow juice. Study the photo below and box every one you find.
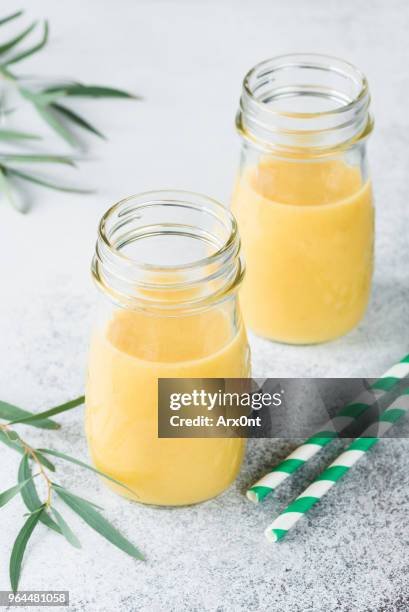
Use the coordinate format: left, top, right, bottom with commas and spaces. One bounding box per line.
86, 191, 250, 506
232, 54, 374, 344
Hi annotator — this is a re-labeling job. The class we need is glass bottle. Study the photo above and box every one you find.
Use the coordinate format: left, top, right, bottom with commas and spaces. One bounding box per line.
86, 190, 250, 506
232, 54, 374, 344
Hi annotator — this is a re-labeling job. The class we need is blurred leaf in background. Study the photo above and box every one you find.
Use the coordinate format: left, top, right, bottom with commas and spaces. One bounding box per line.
0, 9, 140, 212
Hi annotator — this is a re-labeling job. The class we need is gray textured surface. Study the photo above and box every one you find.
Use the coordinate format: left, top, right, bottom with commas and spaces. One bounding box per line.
1, 0, 409, 610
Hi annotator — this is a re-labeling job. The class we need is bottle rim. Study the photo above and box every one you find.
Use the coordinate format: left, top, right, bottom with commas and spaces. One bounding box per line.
237, 53, 373, 154
92, 190, 244, 312
97, 189, 239, 271
243, 53, 369, 118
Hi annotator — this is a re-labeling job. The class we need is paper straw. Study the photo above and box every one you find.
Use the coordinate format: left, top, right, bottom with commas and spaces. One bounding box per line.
264, 386, 409, 542
247, 353, 409, 503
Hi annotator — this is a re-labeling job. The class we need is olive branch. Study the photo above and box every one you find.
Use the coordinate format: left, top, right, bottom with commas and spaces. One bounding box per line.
0, 397, 144, 592
0, 9, 137, 212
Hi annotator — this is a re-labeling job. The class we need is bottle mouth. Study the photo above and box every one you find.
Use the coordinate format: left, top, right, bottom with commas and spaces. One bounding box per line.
237, 53, 373, 154
92, 190, 244, 313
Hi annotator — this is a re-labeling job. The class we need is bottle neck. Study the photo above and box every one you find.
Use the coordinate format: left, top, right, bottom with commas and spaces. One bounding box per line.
236, 54, 373, 156
92, 191, 244, 315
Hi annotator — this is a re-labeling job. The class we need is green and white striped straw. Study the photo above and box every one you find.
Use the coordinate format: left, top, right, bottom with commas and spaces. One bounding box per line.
264, 386, 409, 542
247, 353, 409, 503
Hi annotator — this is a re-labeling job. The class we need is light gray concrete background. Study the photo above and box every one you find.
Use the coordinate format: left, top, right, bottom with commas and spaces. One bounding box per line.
0, 1, 409, 610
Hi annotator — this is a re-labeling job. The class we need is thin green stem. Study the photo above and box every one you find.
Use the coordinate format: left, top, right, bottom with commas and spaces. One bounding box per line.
0, 423, 52, 507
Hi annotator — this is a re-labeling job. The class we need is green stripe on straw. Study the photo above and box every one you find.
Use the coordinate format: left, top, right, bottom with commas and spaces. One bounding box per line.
272, 458, 304, 473
264, 387, 409, 542
307, 436, 337, 445
281, 497, 317, 514
348, 437, 377, 452
337, 403, 372, 418
315, 465, 349, 482
247, 353, 409, 503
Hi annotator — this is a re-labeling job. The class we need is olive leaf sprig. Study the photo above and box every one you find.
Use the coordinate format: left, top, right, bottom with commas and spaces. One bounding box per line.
0, 9, 138, 212
0, 397, 144, 592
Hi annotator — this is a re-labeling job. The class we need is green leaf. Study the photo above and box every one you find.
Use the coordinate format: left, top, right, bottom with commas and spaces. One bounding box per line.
34, 452, 55, 472
9, 396, 84, 426
23, 507, 44, 517
10, 506, 43, 592
33, 102, 80, 148
50, 507, 81, 549
0, 22, 37, 56
39, 448, 137, 496
0, 153, 75, 166
0, 399, 59, 429
0, 165, 24, 212
0, 428, 24, 454
0, 430, 53, 471
50, 103, 105, 139
0, 129, 41, 141
5, 167, 94, 194
45, 84, 136, 99
0, 430, 54, 471
0, 65, 16, 80
19, 87, 63, 106
51, 484, 104, 511
54, 485, 144, 560
0, 11, 23, 27
5, 21, 49, 66
0, 478, 33, 508
18, 454, 61, 534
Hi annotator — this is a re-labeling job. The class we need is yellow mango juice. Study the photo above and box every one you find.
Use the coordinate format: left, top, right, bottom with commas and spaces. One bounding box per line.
85, 309, 249, 506
232, 158, 374, 344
